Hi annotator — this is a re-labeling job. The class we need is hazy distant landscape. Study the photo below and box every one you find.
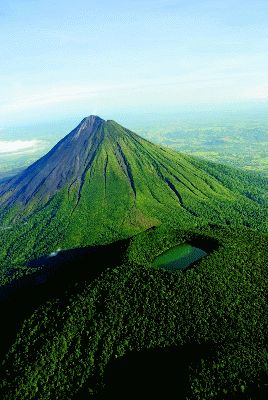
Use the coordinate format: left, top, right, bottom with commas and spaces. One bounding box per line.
141, 122, 268, 176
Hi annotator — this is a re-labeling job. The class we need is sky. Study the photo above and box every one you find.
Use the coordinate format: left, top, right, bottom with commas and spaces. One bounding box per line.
0, 0, 268, 128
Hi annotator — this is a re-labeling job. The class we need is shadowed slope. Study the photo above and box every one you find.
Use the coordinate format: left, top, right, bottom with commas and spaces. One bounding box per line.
0, 116, 105, 205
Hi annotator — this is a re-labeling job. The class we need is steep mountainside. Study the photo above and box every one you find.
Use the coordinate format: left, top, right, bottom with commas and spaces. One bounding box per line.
0, 116, 267, 275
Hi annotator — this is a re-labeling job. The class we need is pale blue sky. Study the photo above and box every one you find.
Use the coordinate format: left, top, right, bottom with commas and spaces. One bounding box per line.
1, 0, 268, 125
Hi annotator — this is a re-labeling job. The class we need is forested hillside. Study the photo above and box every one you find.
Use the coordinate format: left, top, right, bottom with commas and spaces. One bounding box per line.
0, 225, 267, 399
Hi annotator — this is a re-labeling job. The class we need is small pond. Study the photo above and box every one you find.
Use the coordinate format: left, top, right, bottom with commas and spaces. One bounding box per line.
152, 243, 207, 271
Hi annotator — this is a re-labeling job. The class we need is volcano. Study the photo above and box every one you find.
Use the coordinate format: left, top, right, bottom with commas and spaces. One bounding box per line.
0, 116, 267, 266
0, 116, 267, 400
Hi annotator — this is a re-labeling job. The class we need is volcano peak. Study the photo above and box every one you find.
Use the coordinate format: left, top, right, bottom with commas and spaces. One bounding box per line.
82, 115, 105, 124
73, 115, 105, 138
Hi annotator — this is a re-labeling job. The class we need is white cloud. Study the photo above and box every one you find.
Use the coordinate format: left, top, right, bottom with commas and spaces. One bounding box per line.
0, 139, 43, 155
0, 83, 134, 116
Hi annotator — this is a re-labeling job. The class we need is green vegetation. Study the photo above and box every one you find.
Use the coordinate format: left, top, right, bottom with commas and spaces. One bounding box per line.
0, 225, 267, 399
138, 122, 268, 176
0, 120, 267, 285
0, 118, 267, 399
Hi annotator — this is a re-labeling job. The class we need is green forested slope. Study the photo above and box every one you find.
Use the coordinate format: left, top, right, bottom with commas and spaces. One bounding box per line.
0, 225, 267, 399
